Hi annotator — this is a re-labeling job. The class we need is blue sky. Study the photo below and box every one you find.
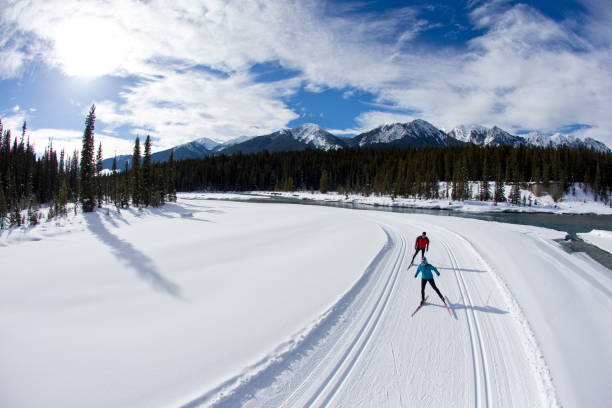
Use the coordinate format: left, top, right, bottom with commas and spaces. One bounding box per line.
1, 0, 611, 156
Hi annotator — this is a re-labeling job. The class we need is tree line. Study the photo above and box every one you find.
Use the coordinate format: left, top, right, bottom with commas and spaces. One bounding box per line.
0, 105, 176, 229
172, 144, 611, 204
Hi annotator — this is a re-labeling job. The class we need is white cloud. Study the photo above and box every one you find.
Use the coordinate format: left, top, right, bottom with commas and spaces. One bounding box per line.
0, 108, 134, 157
27, 128, 135, 158
0, 0, 423, 146
353, 111, 419, 132
12, 104, 19, 112
1, 0, 612, 147
370, 3, 612, 145
94, 70, 300, 149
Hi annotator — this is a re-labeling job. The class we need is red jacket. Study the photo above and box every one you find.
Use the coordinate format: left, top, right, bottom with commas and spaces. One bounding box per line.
415, 236, 429, 250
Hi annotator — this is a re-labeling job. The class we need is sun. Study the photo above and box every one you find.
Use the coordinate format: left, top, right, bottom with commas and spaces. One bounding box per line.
52, 17, 129, 78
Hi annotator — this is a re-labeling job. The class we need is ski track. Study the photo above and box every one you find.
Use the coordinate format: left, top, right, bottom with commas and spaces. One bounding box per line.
440, 239, 491, 408
194, 218, 549, 408
300, 227, 406, 408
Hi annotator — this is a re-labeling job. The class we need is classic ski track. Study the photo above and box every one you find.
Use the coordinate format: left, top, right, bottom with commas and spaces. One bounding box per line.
440, 238, 492, 408
304, 224, 407, 408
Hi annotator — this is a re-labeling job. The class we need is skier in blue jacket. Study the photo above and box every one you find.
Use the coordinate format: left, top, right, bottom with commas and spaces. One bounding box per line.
415, 257, 446, 305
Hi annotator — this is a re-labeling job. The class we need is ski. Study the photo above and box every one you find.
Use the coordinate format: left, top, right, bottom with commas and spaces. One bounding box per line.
444, 297, 452, 317
411, 296, 428, 317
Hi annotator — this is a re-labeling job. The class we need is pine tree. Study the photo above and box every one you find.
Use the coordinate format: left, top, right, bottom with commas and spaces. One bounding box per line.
594, 162, 601, 200
9, 202, 21, 227
494, 165, 505, 203
80, 105, 96, 212
509, 179, 521, 205
27, 200, 38, 226
59, 179, 69, 216
320, 169, 329, 194
282, 176, 294, 192
0, 179, 7, 229
142, 135, 152, 206
479, 156, 490, 201
166, 150, 177, 202
111, 156, 119, 207
121, 161, 130, 208
131, 137, 142, 206
95, 142, 103, 208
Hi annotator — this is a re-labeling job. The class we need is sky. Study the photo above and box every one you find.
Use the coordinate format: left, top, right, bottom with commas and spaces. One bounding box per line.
1, 0, 611, 157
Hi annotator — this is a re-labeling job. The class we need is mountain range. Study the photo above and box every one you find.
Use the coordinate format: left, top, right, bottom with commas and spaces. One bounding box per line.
102, 120, 610, 169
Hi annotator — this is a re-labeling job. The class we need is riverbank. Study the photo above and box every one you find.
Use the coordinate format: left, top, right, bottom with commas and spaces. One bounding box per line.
183, 186, 612, 215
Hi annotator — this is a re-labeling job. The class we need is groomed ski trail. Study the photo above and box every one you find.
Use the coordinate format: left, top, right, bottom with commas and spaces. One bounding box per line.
196, 216, 554, 408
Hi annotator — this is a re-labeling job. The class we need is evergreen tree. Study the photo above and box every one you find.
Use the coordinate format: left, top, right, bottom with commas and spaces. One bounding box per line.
320, 169, 329, 193
79, 105, 96, 212
111, 156, 120, 207
95, 142, 103, 208
282, 176, 294, 191
27, 201, 38, 226
142, 135, 152, 206
59, 179, 69, 216
594, 162, 601, 200
121, 161, 130, 208
494, 165, 506, 203
0, 179, 7, 229
480, 158, 491, 201
131, 137, 142, 206
9, 202, 21, 227
166, 150, 177, 202
509, 180, 521, 205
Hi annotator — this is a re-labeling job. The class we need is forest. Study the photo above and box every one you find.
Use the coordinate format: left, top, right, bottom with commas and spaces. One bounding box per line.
0, 106, 176, 229
173, 144, 611, 203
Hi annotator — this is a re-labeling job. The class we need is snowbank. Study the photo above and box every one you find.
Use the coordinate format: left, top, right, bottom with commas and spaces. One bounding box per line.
578, 229, 612, 254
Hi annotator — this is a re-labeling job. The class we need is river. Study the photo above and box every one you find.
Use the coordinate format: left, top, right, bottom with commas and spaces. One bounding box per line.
218, 194, 612, 270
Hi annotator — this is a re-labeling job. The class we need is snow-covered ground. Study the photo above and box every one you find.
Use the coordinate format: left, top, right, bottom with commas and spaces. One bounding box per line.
189, 182, 612, 215
1, 195, 611, 408
578, 229, 612, 254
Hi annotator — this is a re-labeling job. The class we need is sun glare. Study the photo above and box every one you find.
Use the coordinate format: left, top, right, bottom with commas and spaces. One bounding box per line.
53, 17, 128, 78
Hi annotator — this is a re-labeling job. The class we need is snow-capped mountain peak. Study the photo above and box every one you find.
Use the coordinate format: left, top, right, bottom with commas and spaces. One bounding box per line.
447, 124, 488, 144
448, 125, 524, 147
190, 137, 220, 151
355, 119, 447, 147
523, 132, 610, 152
289, 123, 344, 150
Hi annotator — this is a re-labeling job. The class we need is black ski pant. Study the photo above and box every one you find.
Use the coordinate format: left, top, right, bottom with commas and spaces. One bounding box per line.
411, 247, 426, 264
421, 278, 444, 302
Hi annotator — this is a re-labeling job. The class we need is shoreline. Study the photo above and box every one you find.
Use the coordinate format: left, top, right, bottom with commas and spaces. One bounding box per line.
180, 190, 612, 216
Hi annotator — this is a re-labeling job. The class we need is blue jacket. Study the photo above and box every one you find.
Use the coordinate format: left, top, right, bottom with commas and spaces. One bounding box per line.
415, 263, 440, 280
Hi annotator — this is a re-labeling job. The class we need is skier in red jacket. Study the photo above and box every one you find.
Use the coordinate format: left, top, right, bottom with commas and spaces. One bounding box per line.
411, 231, 429, 265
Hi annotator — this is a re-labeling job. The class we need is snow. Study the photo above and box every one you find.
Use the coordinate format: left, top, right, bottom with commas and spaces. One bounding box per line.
1, 202, 384, 408
578, 229, 612, 254
2, 195, 611, 408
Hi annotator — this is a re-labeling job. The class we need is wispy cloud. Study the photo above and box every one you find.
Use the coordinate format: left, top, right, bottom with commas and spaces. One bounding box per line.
1, 107, 132, 156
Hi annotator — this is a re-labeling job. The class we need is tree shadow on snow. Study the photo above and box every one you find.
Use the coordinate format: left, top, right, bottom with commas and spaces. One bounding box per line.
147, 203, 216, 222
85, 212, 182, 299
